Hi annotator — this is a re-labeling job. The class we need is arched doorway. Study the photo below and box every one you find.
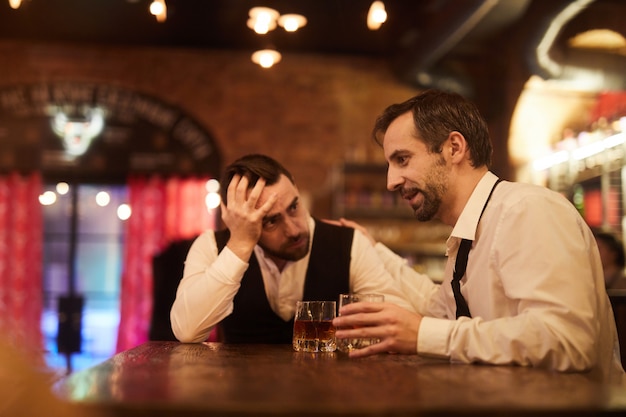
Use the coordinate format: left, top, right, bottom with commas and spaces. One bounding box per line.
0, 82, 222, 372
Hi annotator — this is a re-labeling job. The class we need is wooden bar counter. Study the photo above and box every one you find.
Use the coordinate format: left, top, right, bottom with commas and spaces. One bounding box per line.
56, 341, 626, 417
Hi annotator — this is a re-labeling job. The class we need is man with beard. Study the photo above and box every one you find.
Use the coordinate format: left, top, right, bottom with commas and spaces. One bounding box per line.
332, 90, 625, 384
170, 154, 413, 344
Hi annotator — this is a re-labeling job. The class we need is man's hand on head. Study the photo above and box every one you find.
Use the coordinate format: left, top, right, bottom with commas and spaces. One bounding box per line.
222, 174, 277, 261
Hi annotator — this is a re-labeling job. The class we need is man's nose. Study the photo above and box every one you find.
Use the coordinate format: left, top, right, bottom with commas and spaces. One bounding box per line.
284, 217, 301, 237
386, 167, 403, 192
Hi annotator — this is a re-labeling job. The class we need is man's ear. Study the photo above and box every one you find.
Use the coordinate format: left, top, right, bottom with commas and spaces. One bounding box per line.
447, 131, 468, 163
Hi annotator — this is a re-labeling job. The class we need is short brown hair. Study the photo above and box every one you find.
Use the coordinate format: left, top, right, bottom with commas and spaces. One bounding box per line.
220, 154, 295, 204
372, 89, 492, 168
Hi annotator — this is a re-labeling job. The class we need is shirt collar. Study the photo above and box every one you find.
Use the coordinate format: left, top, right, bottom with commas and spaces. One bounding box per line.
450, 171, 498, 241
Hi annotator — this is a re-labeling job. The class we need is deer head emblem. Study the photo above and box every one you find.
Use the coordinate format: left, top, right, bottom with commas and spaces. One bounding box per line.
52, 108, 105, 157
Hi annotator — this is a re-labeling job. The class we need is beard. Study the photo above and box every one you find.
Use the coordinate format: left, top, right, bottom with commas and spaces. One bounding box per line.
401, 156, 448, 222
259, 232, 311, 262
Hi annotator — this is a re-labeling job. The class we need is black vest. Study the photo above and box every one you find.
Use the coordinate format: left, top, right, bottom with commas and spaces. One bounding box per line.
214, 219, 353, 343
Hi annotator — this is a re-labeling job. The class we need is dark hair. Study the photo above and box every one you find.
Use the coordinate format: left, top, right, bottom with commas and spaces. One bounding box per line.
220, 154, 295, 204
595, 231, 626, 268
372, 89, 492, 168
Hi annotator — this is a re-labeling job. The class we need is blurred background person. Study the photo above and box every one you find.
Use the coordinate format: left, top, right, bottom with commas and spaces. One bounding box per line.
594, 231, 626, 290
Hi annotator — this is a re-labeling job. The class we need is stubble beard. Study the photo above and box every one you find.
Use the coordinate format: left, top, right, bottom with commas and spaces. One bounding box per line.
260, 232, 311, 262
409, 157, 448, 222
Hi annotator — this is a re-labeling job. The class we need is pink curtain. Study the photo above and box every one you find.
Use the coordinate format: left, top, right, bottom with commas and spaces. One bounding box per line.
0, 172, 43, 360
116, 176, 217, 352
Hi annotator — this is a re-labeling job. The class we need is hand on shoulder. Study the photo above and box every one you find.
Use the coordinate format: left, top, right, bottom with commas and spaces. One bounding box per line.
322, 218, 376, 245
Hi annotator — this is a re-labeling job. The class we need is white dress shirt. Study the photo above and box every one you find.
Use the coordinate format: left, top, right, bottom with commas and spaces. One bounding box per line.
170, 216, 414, 343
376, 171, 624, 384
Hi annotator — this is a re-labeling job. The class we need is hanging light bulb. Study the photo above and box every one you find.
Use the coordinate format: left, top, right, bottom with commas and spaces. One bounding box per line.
247, 7, 279, 34
251, 49, 282, 68
149, 0, 167, 23
367, 1, 387, 30
56, 182, 70, 195
39, 191, 57, 206
117, 204, 132, 221
95, 191, 111, 207
8, 0, 22, 9
278, 14, 307, 32
205, 178, 220, 193
205, 192, 221, 210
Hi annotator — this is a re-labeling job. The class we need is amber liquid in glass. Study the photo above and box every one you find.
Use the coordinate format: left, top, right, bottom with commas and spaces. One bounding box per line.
292, 319, 336, 352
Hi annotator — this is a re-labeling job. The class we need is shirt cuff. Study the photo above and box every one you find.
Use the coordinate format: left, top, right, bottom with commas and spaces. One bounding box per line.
417, 316, 453, 359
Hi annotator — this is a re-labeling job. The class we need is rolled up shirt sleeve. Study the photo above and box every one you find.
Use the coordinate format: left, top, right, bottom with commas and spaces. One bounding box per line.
170, 231, 249, 343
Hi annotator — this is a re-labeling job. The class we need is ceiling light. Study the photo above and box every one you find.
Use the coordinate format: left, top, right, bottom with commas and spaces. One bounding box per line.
56, 182, 70, 195
247, 7, 280, 34
149, 0, 167, 23
205, 179, 220, 193
117, 204, 132, 221
568, 29, 626, 55
367, 1, 387, 30
96, 191, 111, 207
278, 14, 307, 32
251, 49, 282, 68
39, 191, 57, 206
205, 192, 221, 210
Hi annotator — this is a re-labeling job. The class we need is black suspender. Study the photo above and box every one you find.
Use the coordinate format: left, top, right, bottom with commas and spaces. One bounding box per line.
451, 178, 503, 319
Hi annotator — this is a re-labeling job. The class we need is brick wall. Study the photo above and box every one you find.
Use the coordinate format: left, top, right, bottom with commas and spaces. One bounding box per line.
0, 41, 418, 217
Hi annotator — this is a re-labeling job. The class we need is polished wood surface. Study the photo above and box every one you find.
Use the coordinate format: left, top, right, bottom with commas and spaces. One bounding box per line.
57, 341, 626, 417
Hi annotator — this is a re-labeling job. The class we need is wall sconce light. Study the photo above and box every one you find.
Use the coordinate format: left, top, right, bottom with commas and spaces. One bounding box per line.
367, 1, 387, 30
247, 7, 280, 34
278, 14, 307, 32
8, 0, 22, 9
251, 49, 282, 68
149, 0, 167, 23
